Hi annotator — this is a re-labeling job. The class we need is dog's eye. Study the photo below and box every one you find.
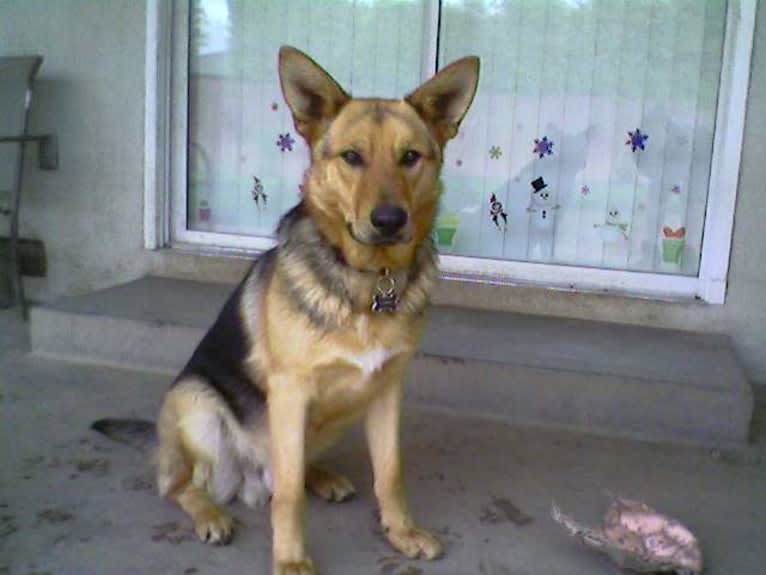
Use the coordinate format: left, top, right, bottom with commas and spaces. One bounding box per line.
400, 150, 421, 167
340, 150, 364, 167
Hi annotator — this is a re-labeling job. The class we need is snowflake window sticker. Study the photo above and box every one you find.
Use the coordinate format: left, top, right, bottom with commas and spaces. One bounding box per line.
276, 132, 295, 152
489, 145, 503, 160
251, 176, 267, 208
580, 184, 591, 196
533, 136, 554, 159
626, 128, 649, 152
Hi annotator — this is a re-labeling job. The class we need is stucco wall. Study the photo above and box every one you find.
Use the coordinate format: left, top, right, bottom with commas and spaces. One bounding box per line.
1, 1, 765, 383
0, 0, 152, 296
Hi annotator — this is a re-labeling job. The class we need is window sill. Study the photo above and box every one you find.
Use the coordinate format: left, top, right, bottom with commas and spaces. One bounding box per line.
153, 241, 707, 305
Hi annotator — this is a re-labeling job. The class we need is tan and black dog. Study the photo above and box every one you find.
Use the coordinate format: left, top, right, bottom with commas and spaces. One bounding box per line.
101, 47, 478, 575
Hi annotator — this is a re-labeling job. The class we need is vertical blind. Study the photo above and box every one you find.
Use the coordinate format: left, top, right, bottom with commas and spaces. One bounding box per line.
188, 0, 427, 239
188, 0, 727, 277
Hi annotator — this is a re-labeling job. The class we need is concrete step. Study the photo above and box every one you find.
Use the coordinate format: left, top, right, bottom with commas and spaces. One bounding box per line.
30, 275, 753, 447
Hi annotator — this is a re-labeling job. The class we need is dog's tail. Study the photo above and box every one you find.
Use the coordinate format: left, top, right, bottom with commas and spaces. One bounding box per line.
91, 418, 156, 451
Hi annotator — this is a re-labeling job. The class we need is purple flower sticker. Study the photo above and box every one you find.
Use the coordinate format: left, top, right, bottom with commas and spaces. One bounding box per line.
626, 129, 649, 152
533, 136, 554, 159
276, 132, 295, 152
581, 184, 591, 196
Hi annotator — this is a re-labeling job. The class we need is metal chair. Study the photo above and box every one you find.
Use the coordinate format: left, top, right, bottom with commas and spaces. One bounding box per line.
1, 55, 55, 319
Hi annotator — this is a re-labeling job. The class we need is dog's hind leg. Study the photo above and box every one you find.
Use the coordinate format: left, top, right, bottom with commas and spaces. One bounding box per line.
174, 477, 235, 545
304, 427, 356, 503
157, 382, 238, 545
306, 465, 356, 503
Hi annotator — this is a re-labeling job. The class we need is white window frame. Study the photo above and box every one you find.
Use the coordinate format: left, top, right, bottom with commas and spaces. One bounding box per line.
145, 0, 757, 304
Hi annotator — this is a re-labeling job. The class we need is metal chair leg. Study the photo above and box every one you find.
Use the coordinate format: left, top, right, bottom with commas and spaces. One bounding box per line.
9, 138, 28, 320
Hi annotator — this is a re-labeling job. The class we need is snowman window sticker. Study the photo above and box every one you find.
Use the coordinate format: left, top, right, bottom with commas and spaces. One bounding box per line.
594, 208, 630, 241
526, 177, 560, 225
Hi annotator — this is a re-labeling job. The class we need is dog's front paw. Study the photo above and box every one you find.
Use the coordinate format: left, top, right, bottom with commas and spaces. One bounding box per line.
273, 557, 315, 575
193, 507, 234, 545
385, 525, 443, 560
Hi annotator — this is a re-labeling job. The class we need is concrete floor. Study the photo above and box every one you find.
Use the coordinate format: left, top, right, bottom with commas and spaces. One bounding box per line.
1, 308, 765, 575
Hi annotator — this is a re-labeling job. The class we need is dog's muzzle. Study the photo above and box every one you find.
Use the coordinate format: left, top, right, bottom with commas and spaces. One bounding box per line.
348, 205, 411, 246
370, 205, 408, 236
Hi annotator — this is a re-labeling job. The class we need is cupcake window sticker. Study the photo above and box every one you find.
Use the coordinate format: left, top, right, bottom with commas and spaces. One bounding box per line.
662, 226, 686, 264
198, 200, 211, 223
434, 213, 460, 248
662, 184, 686, 264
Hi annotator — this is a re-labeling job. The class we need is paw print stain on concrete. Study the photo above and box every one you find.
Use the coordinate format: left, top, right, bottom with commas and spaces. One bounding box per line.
370, 509, 384, 537
36, 507, 74, 525
74, 457, 111, 476
151, 521, 195, 545
377, 556, 425, 575
0, 390, 21, 404
434, 525, 464, 545
417, 471, 446, 482
121, 474, 154, 492
377, 556, 401, 574
479, 497, 533, 527
20, 452, 112, 480
478, 559, 516, 575
22, 455, 45, 469
44, 456, 65, 469
86, 439, 114, 454
0, 513, 18, 539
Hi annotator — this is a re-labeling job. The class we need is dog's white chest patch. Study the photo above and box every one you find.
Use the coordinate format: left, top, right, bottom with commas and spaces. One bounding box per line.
345, 347, 401, 378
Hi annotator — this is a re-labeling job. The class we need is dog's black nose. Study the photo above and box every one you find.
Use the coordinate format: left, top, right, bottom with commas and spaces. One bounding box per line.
370, 205, 408, 235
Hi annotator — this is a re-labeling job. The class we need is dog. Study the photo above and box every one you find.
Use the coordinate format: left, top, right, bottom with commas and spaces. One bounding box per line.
96, 46, 478, 575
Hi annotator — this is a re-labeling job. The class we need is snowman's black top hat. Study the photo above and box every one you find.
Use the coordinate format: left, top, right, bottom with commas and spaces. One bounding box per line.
531, 177, 547, 192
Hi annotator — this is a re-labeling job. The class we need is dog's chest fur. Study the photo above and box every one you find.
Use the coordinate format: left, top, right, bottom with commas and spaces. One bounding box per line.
342, 346, 401, 379
306, 315, 416, 425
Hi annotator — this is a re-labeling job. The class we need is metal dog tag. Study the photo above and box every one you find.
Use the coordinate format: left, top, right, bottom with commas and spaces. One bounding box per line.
372, 270, 399, 313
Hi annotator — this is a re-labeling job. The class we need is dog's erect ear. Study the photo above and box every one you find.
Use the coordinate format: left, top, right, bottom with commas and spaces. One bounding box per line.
279, 46, 350, 145
405, 56, 480, 146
